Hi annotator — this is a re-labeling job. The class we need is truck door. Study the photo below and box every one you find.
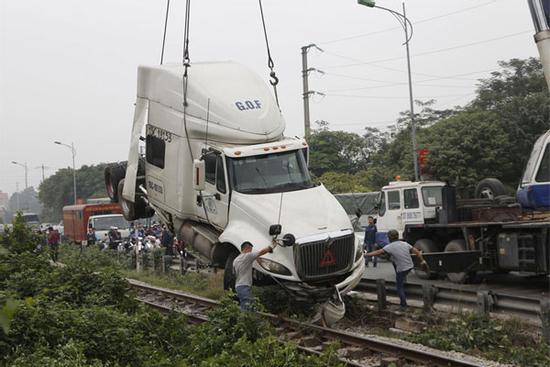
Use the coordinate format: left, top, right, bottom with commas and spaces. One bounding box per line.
377, 189, 404, 238
402, 188, 424, 226
201, 153, 229, 229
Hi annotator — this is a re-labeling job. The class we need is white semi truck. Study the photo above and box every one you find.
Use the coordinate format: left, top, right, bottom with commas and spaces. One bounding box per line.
105, 62, 364, 302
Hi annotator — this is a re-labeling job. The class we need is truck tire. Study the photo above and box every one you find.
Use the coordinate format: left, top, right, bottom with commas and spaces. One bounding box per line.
117, 179, 136, 221
105, 163, 127, 202
413, 238, 438, 280
474, 178, 506, 200
444, 239, 473, 283
223, 251, 239, 291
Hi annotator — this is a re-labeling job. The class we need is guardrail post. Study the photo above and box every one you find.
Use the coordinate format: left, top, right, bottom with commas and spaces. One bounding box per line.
162, 255, 171, 273
476, 291, 493, 315
376, 279, 387, 311
180, 255, 186, 274
136, 252, 142, 272
541, 297, 550, 344
422, 284, 436, 312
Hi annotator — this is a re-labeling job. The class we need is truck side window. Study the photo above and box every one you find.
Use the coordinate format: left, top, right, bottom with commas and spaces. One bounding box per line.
216, 156, 226, 193
404, 188, 419, 209
378, 193, 386, 217
535, 144, 549, 182
204, 154, 216, 184
388, 190, 401, 210
145, 135, 165, 169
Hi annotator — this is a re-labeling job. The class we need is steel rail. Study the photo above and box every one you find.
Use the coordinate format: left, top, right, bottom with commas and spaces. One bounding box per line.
130, 279, 482, 367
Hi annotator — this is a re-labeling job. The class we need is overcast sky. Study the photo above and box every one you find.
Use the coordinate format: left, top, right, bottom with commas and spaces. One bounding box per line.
0, 0, 539, 195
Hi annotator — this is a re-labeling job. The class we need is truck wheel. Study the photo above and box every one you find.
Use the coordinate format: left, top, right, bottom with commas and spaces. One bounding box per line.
105, 163, 127, 202
223, 251, 239, 291
117, 179, 136, 221
474, 178, 506, 200
444, 239, 473, 283
414, 239, 438, 280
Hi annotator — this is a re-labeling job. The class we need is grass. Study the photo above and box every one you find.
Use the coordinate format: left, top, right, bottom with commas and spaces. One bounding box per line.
123, 269, 226, 300
58, 242, 226, 300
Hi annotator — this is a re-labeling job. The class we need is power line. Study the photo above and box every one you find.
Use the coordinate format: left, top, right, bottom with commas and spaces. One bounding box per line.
324, 81, 476, 93
322, 50, 482, 80
318, 0, 498, 45
321, 30, 532, 69
321, 69, 493, 86
324, 92, 474, 100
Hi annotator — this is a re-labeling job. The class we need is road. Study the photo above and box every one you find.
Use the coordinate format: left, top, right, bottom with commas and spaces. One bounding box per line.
362, 260, 549, 300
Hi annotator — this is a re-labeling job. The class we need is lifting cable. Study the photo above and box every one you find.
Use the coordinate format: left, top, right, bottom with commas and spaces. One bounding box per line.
160, 0, 171, 64
181, 0, 194, 161
258, 0, 280, 107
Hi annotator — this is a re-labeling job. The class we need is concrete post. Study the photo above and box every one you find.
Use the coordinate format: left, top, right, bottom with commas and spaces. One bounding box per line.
422, 284, 436, 312
376, 279, 387, 311
476, 291, 493, 315
541, 297, 550, 344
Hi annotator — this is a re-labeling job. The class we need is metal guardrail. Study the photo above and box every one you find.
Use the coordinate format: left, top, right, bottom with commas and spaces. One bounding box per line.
355, 278, 544, 322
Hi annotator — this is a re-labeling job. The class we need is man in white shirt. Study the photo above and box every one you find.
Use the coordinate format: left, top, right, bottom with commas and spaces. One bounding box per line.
366, 229, 429, 308
233, 241, 274, 311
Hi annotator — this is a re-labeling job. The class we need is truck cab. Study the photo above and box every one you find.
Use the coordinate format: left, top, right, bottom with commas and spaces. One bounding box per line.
110, 61, 365, 303
376, 181, 446, 243
517, 129, 550, 210
87, 214, 130, 241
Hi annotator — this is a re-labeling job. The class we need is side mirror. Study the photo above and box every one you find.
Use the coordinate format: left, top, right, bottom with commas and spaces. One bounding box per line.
192, 159, 205, 191
269, 224, 282, 236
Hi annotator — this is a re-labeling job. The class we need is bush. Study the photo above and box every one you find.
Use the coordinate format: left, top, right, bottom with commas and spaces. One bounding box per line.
0, 223, 345, 367
407, 314, 550, 367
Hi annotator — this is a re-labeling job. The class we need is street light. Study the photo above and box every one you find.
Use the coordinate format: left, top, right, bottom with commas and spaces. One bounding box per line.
11, 161, 28, 189
357, 0, 420, 181
54, 141, 77, 204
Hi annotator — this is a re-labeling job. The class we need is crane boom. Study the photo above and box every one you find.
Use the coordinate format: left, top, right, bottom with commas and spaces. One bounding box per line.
528, 0, 550, 90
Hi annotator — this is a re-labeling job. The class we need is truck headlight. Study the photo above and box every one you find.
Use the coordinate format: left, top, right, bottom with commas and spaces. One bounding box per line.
355, 244, 363, 262
257, 258, 292, 276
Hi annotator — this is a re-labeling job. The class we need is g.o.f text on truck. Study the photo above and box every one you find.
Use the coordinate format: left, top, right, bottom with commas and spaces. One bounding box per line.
235, 100, 262, 111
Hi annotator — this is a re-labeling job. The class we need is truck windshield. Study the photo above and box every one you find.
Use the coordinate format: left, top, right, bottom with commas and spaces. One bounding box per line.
227, 150, 314, 194
22, 214, 39, 223
92, 216, 128, 231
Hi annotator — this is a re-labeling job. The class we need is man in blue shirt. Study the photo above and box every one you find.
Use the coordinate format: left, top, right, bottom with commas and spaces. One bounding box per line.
363, 216, 378, 267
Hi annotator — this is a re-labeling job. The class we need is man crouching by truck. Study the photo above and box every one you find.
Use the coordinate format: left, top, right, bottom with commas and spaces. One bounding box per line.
366, 230, 429, 309
233, 241, 275, 311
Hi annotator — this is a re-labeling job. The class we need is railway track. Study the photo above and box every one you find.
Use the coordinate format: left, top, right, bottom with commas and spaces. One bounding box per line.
355, 278, 543, 323
129, 279, 489, 367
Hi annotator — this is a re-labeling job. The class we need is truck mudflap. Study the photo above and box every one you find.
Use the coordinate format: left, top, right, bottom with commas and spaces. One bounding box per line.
414, 251, 482, 273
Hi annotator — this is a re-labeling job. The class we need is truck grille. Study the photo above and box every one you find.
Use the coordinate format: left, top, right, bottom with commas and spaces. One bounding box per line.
295, 233, 355, 281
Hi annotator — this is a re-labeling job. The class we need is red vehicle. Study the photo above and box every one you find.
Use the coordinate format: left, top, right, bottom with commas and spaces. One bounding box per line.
63, 203, 123, 242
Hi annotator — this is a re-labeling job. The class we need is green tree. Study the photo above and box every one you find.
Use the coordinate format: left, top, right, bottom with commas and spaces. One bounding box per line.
308, 130, 370, 177
38, 164, 108, 222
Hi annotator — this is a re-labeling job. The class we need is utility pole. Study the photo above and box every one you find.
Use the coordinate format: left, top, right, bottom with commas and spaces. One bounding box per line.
403, 3, 419, 181
54, 141, 77, 204
357, 0, 419, 181
15, 182, 20, 211
301, 45, 311, 139
301, 44, 325, 139
11, 161, 28, 189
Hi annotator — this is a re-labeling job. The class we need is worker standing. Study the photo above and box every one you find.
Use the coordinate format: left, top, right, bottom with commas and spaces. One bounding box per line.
363, 216, 378, 268
47, 226, 61, 262
233, 241, 274, 311
366, 229, 429, 309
